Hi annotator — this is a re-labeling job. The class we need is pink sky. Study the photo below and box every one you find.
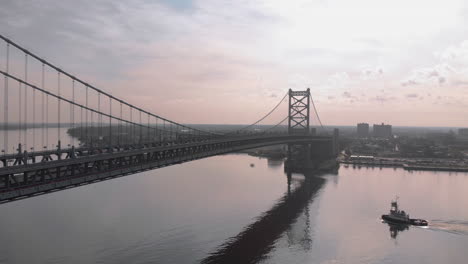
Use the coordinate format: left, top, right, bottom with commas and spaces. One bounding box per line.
0, 0, 467, 127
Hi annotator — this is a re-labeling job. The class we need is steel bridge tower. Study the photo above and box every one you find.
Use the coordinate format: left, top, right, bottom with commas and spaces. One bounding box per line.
288, 88, 310, 135
285, 88, 337, 174
286, 88, 311, 181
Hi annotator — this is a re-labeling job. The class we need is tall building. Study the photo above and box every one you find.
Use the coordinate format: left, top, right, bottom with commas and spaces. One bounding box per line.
373, 123, 392, 138
357, 123, 369, 138
459, 128, 468, 138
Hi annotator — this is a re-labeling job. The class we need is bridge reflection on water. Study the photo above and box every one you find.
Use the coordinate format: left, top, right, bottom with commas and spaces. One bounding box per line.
201, 162, 333, 264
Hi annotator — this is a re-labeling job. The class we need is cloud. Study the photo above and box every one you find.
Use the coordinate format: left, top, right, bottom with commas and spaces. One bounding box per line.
369, 95, 397, 103
328, 72, 351, 88
403, 40, 468, 87
0, 0, 190, 81
406, 93, 418, 98
360, 67, 383, 80
288, 73, 309, 88
401, 79, 418, 86
436, 40, 468, 64
401, 63, 454, 86
452, 80, 468, 86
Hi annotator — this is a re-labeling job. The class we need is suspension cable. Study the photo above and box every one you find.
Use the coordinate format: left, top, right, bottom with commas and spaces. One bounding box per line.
0, 70, 184, 140
261, 116, 288, 134
0, 34, 217, 136
309, 94, 324, 129
228, 91, 288, 134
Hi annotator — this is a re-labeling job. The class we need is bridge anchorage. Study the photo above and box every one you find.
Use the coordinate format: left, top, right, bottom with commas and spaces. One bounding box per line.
0, 34, 337, 204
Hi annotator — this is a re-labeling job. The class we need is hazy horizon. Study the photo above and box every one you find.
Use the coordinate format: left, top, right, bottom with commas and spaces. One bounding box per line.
0, 122, 465, 130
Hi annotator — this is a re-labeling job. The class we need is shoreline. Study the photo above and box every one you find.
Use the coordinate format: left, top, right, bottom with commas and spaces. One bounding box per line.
339, 160, 468, 172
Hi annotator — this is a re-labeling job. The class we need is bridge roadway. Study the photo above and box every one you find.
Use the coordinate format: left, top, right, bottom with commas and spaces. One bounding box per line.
0, 134, 332, 204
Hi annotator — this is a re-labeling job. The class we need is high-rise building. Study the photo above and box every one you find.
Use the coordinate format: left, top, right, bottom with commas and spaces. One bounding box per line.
357, 123, 369, 138
459, 128, 468, 137
373, 123, 392, 138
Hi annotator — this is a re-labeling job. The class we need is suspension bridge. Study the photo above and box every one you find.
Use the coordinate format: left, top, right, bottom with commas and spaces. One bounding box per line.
0, 34, 337, 204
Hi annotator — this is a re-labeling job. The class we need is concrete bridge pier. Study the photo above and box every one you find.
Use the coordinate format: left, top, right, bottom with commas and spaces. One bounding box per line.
285, 129, 339, 172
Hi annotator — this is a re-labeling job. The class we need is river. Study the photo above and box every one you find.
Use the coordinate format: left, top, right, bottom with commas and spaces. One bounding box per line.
0, 130, 467, 263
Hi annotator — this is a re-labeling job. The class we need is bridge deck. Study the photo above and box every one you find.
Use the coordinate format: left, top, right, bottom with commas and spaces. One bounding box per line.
0, 134, 332, 203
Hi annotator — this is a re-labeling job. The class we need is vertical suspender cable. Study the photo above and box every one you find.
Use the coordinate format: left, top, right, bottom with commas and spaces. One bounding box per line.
90, 92, 93, 146
153, 117, 158, 141
85, 86, 88, 145
130, 107, 133, 145
170, 122, 172, 142
127, 107, 130, 145
4, 43, 9, 154
147, 113, 150, 144
139, 110, 142, 145
127, 106, 130, 146
109, 97, 112, 147
80, 106, 83, 146
18, 80, 22, 145
129, 107, 132, 145
45, 71, 49, 149
41, 63, 45, 149
162, 120, 165, 143
71, 80, 75, 146
98, 92, 101, 146
32, 60, 36, 151
119, 102, 122, 146
57, 72, 61, 146
24, 54, 28, 150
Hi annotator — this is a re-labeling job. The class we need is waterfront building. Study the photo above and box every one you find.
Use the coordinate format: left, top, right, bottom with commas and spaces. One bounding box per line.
373, 123, 392, 138
357, 123, 369, 138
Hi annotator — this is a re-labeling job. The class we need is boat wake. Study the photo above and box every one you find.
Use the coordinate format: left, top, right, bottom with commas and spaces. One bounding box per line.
426, 220, 468, 236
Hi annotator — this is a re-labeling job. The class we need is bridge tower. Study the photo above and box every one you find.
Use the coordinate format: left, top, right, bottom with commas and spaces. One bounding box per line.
285, 88, 337, 174
286, 88, 312, 176
288, 88, 310, 135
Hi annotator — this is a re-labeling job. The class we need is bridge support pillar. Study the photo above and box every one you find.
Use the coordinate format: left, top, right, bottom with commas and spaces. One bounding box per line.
285, 141, 338, 173
310, 128, 339, 159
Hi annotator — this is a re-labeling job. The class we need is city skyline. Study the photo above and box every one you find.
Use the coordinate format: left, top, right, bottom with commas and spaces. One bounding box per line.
1, 0, 468, 126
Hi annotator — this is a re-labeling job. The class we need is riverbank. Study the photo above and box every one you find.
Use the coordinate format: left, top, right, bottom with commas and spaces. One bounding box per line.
339, 156, 468, 172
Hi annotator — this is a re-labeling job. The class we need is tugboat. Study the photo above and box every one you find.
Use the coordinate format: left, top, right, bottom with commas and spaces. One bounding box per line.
381, 197, 428, 226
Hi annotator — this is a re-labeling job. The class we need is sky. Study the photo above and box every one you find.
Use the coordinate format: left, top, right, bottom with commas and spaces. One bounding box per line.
0, 0, 467, 127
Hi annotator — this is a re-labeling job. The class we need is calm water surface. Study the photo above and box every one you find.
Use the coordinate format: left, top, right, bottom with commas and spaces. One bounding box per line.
1, 149, 467, 263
